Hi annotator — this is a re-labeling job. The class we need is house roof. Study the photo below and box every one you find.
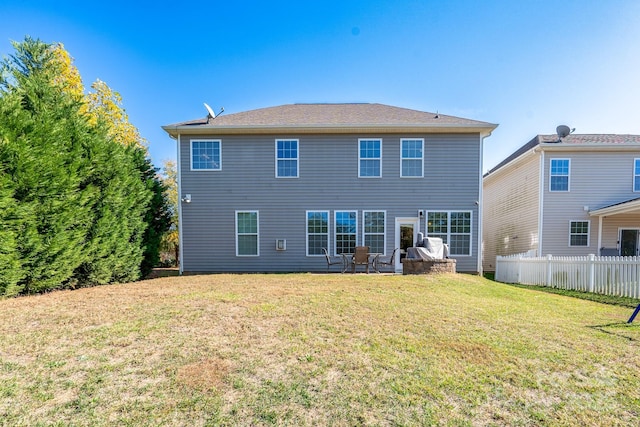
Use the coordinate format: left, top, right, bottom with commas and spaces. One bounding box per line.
162, 103, 497, 137
589, 197, 640, 217
485, 134, 640, 177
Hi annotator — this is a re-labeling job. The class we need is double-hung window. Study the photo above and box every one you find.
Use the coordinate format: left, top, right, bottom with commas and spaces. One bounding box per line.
550, 158, 570, 191
191, 140, 221, 170
427, 211, 472, 256
359, 139, 382, 177
569, 221, 589, 247
401, 139, 424, 177
335, 211, 357, 255
363, 211, 385, 254
276, 139, 298, 178
634, 159, 640, 192
306, 211, 329, 256
236, 211, 259, 256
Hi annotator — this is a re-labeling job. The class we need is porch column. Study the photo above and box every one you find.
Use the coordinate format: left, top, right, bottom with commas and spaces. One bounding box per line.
597, 215, 603, 256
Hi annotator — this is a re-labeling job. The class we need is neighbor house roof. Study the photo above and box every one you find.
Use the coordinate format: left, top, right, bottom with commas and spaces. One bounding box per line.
162, 103, 497, 137
485, 134, 640, 177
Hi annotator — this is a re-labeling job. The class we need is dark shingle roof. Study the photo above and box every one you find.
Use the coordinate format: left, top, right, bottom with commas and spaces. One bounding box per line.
163, 103, 497, 136
485, 134, 640, 177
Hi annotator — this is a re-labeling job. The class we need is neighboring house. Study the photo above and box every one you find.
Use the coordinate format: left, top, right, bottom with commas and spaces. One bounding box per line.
483, 133, 640, 272
162, 103, 496, 274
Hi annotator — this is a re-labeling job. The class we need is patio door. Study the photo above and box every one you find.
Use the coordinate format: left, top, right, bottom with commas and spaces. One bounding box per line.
395, 217, 420, 273
620, 229, 640, 256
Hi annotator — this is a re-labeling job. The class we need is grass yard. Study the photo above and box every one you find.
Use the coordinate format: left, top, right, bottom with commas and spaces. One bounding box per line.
1, 273, 639, 426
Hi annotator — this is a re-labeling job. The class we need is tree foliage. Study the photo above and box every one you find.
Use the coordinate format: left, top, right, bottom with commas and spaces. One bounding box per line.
0, 37, 170, 296
160, 159, 179, 265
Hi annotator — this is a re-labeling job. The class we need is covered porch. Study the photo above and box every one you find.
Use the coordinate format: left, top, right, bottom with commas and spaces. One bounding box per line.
589, 197, 640, 256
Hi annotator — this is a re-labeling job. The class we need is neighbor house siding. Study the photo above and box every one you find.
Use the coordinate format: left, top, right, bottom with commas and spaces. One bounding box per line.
179, 133, 482, 272
482, 152, 540, 271
541, 150, 640, 256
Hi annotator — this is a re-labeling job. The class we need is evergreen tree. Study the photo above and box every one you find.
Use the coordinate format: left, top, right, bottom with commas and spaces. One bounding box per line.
0, 36, 170, 295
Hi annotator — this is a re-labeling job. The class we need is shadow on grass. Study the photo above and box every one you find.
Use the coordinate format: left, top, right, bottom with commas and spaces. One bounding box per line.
483, 273, 640, 309
588, 322, 639, 342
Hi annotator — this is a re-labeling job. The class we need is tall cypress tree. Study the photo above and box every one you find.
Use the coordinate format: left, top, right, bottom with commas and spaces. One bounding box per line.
0, 37, 169, 295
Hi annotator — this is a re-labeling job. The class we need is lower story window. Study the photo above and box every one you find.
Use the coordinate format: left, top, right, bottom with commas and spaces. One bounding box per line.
427, 211, 472, 256
335, 211, 357, 255
363, 211, 385, 254
569, 220, 589, 246
307, 211, 329, 255
236, 211, 259, 256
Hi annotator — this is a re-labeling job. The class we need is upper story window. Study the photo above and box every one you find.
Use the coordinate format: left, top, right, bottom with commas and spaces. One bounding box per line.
363, 211, 386, 254
359, 139, 382, 178
276, 139, 298, 178
191, 140, 221, 170
427, 211, 472, 256
306, 211, 329, 256
236, 211, 259, 256
569, 220, 589, 247
401, 139, 424, 177
550, 158, 570, 192
634, 159, 640, 192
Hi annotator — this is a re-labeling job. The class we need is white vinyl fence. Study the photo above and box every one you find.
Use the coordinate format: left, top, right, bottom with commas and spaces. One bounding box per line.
495, 253, 640, 299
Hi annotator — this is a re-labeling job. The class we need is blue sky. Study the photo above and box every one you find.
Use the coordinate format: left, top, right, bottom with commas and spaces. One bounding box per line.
2, 0, 640, 172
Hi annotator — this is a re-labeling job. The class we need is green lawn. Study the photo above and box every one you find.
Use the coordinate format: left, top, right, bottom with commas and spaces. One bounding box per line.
1, 273, 639, 426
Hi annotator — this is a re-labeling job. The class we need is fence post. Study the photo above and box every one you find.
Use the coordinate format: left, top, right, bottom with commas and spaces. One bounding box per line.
588, 254, 595, 293
546, 254, 552, 286
517, 255, 522, 283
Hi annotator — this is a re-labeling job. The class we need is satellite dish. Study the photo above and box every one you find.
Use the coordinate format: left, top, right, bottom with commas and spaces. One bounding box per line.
556, 125, 571, 139
204, 103, 216, 119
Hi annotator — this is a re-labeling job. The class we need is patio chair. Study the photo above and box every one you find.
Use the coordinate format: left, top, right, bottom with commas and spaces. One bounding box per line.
374, 248, 398, 273
322, 248, 344, 273
352, 246, 370, 273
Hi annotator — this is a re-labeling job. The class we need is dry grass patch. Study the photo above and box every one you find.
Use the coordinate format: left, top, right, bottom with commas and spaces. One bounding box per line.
1, 273, 639, 426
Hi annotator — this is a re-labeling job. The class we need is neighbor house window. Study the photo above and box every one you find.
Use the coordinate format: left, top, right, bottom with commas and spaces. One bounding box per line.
363, 211, 385, 254
550, 158, 570, 191
427, 211, 472, 256
634, 159, 640, 192
335, 211, 357, 255
307, 211, 329, 256
236, 211, 259, 256
569, 220, 589, 247
191, 140, 221, 170
401, 139, 424, 177
276, 139, 298, 178
359, 139, 382, 177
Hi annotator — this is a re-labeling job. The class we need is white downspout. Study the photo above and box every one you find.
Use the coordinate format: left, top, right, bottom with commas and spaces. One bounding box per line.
177, 133, 184, 275
478, 131, 492, 275
537, 150, 545, 256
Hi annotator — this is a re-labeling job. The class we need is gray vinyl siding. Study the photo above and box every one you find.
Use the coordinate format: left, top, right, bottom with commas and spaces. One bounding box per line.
482, 153, 540, 271
179, 133, 481, 273
541, 151, 640, 256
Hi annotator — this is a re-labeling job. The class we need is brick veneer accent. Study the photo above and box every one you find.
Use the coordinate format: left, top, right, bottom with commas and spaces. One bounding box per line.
402, 258, 456, 275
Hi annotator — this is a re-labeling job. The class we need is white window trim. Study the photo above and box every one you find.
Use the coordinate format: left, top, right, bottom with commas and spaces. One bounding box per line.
569, 220, 590, 247
306, 210, 330, 257
190, 139, 222, 171
334, 210, 358, 255
400, 138, 424, 178
362, 210, 386, 255
358, 138, 382, 178
275, 139, 299, 178
633, 158, 640, 192
235, 210, 259, 257
549, 158, 570, 192
425, 210, 473, 257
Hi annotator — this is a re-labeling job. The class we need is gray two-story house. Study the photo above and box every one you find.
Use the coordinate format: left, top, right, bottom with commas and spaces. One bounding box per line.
162, 103, 497, 274
483, 133, 640, 272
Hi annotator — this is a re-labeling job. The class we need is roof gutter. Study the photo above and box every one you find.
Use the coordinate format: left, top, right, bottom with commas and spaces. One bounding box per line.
162, 123, 498, 139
